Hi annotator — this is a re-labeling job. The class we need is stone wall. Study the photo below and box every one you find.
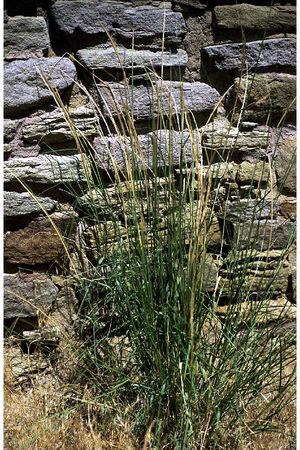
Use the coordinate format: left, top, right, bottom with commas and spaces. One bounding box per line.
4, 1, 296, 370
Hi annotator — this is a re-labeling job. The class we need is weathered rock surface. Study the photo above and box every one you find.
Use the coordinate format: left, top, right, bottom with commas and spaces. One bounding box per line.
231, 73, 296, 123
76, 47, 188, 71
274, 127, 296, 196
238, 161, 273, 184
202, 118, 270, 158
232, 219, 294, 251
98, 81, 220, 120
219, 249, 290, 295
22, 107, 98, 144
216, 297, 296, 323
174, 0, 207, 10
4, 57, 76, 117
203, 38, 296, 73
4, 272, 59, 319
4, 192, 57, 218
4, 154, 90, 184
5, 210, 77, 265
216, 198, 274, 221
4, 119, 22, 142
278, 196, 296, 221
4, 16, 50, 59
94, 129, 202, 170
214, 4, 296, 32
177, 160, 273, 189
50, 1, 185, 49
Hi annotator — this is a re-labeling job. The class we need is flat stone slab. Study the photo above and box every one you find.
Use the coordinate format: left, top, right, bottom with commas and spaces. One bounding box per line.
4, 57, 76, 117
4, 192, 58, 218
215, 4, 296, 32
216, 198, 274, 221
4, 272, 59, 319
4, 154, 89, 184
94, 129, 202, 170
232, 73, 296, 123
4, 16, 50, 59
232, 219, 295, 251
22, 107, 98, 144
203, 38, 296, 72
202, 117, 270, 159
50, 1, 186, 49
98, 81, 220, 121
5, 210, 77, 265
76, 47, 188, 71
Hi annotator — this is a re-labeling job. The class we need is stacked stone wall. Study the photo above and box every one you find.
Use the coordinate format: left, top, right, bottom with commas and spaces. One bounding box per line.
4, 1, 296, 372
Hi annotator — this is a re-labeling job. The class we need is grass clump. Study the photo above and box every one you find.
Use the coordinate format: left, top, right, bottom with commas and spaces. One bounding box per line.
62, 68, 295, 448
6, 45, 296, 449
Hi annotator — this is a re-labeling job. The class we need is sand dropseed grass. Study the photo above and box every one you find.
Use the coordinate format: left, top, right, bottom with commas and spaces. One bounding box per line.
8, 41, 296, 449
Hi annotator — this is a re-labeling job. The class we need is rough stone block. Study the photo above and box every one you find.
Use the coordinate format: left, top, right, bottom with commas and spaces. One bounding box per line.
98, 81, 220, 121
231, 73, 296, 123
5, 210, 77, 265
4, 57, 76, 117
174, 0, 207, 10
202, 117, 270, 158
238, 161, 272, 184
274, 127, 296, 196
4, 192, 57, 218
4, 154, 90, 185
50, 1, 185, 50
219, 249, 292, 296
4, 16, 50, 59
4, 119, 22, 143
22, 107, 98, 144
231, 219, 295, 251
94, 129, 202, 171
215, 4, 296, 32
216, 198, 274, 221
4, 272, 59, 319
203, 38, 296, 73
76, 47, 188, 71
278, 196, 296, 221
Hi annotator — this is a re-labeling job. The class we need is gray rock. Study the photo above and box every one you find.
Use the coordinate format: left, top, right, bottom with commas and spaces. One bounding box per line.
215, 4, 296, 32
4, 119, 22, 143
202, 118, 270, 157
174, 0, 207, 10
238, 161, 273, 184
4, 154, 90, 184
203, 38, 296, 72
50, 1, 186, 49
4, 192, 57, 218
98, 81, 220, 121
202, 255, 219, 292
4, 272, 59, 319
231, 219, 295, 251
274, 127, 296, 196
216, 198, 274, 221
4, 57, 76, 117
94, 129, 202, 170
22, 107, 98, 144
231, 73, 296, 123
76, 47, 188, 71
4, 16, 50, 59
